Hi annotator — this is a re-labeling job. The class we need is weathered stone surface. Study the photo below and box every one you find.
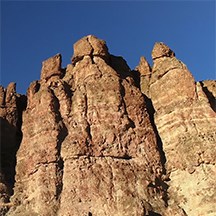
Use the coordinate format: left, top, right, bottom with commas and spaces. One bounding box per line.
0, 86, 5, 107
151, 42, 175, 60
141, 42, 216, 216
0, 83, 26, 215
8, 81, 65, 215
7, 36, 167, 216
136, 56, 152, 97
40, 54, 64, 81
1, 36, 216, 216
71, 35, 109, 65
59, 54, 166, 215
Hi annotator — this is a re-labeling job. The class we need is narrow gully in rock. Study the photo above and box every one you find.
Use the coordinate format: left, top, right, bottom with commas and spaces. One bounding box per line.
143, 94, 169, 206
119, 80, 136, 129
50, 90, 68, 202
0, 87, 27, 215
1, 95, 27, 197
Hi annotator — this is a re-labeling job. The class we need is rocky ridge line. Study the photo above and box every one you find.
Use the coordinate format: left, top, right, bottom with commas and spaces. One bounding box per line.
0, 35, 215, 216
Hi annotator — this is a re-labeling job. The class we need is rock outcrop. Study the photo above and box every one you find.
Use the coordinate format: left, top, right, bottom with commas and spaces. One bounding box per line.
0, 83, 26, 214
40, 53, 64, 81
0, 35, 215, 216
138, 42, 216, 216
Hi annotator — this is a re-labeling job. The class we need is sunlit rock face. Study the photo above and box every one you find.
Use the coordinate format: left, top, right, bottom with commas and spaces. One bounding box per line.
139, 42, 216, 216
1, 35, 215, 216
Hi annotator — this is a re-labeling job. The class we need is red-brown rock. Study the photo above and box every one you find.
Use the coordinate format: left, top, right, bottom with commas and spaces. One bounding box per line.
7, 36, 167, 216
140, 42, 216, 216
40, 53, 64, 81
0, 83, 26, 215
1, 36, 215, 216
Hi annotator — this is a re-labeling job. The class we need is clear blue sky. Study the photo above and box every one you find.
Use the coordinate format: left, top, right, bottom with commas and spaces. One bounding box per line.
1, 1, 215, 94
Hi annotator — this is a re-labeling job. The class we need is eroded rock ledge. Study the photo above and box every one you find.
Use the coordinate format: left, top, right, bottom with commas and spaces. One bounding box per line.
0, 35, 215, 216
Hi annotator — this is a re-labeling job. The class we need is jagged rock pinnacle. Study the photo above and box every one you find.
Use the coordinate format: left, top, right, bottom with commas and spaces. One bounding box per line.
71, 35, 109, 65
1, 35, 216, 216
136, 56, 151, 76
40, 53, 63, 80
152, 42, 175, 60
136, 56, 152, 96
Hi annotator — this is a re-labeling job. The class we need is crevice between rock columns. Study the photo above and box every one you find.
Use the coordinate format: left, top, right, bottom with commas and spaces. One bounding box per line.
0, 90, 27, 214
50, 90, 68, 207
119, 79, 136, 130
143, 94, 169, 207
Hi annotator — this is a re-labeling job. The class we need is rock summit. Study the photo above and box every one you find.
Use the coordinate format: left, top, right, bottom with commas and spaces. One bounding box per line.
0, 35, 216, 216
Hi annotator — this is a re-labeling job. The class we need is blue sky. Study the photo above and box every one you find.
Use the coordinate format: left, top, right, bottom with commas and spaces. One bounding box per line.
1, 1, 215, 94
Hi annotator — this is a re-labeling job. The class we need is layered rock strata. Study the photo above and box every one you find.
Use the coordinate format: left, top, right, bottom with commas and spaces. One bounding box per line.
138, 42, 216, 216
0, 35, 215, 216
5, 35, 167, 216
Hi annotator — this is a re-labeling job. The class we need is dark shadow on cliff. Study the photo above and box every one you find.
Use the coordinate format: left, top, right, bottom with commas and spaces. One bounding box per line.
51, 90, 69, 200
56, 125, 68, 200
200, 82, 216, 112
148, 211, 162, 216
143, 95, 169, 206
1, 118, 15, 196
0, 117, 21, 196
109, 55, 132, 80
0, 95, 26, 197
143, 95, 166, 166
131, 69, 141, 89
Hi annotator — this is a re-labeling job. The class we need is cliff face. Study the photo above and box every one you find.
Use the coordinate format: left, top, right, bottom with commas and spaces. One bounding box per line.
0, 35, 215, 216
0, 83, 26, 215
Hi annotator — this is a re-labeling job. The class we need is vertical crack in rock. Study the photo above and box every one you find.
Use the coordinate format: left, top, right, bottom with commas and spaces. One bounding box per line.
143, 95, 166, 167
119, 80, 136, 130
12, 93, 27, 186
86, 36, 95, 63
136, 54, 167, 169
136, 54, 171, 209
83, 86, 92, 146
50, 89, 68, 206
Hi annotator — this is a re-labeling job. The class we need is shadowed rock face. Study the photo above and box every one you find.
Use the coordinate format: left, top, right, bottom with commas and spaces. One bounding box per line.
1, 35, 215, 216
0, 83, 26, 214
